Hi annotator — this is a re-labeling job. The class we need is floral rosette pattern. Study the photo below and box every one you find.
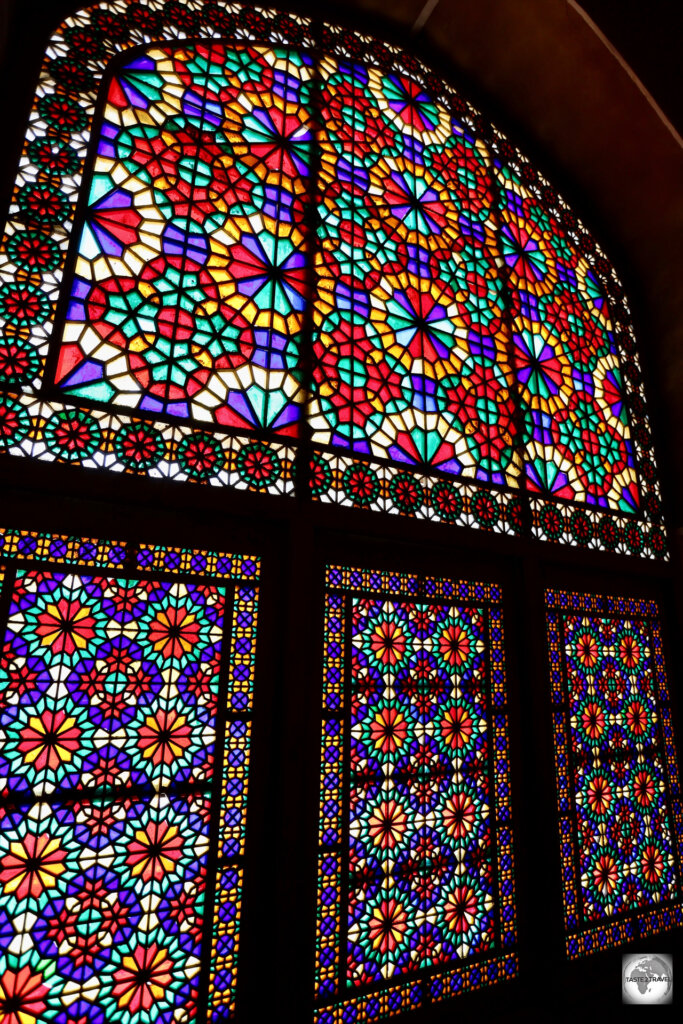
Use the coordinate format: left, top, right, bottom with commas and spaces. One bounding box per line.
494, 163, 637, 511
310, 55, 519, 487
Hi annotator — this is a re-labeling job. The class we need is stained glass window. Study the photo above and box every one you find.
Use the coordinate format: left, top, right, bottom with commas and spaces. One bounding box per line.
0, 526, 259, 1021
0, 0, 666, 557
316, 566, 516, 1020
546, 588, 683, 957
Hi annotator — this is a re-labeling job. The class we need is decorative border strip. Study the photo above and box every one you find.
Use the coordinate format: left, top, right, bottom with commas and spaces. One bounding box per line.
0, 523, 259, 581
208, 581, 259, 1018
315, 565, 518, 1020
135, 542, 259, 580
311, 453, 523, 536
0, 524, 127, 568
0, 392, 295, 495
325, 565, 503, 603
532, 497, 667, 560
545, 588, 683, 958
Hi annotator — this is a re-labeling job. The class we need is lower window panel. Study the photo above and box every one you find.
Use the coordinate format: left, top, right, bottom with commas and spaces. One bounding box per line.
315, 565, 517, 1022
546, 588, 683, 956
0, 527, 259, 1021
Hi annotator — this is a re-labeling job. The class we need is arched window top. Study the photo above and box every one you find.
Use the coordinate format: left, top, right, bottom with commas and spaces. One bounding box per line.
0, 0, 666, 558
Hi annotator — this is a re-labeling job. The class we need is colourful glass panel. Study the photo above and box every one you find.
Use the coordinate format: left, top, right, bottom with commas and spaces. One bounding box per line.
546, 589, 683, 957
311, 56, 519, 488
55, 43, 312, 434
316, 566, 516, 1021
494, 164, 638, 511
0, 526, 260, 1021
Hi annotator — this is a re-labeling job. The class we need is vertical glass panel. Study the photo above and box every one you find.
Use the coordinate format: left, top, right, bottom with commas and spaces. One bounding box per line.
0, 528, 260, 1021
315, 566, 517, 1020
495, 166, 639, 513
546, 589, 683, 957
55, 44, 312, 435
311, 59, 521, 489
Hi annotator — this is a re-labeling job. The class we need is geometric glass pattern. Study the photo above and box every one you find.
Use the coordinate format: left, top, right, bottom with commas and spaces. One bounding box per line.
546, 589, 683, 957
311, 56, 520, 489
495, 165, 638, 513
316, 566, 516, 1021
56, 44, 311, 433
0, 525, 260, 1021
0, 0, 666, 559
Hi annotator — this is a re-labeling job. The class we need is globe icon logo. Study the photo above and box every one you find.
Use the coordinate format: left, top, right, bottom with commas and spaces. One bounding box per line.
622, 954, 673, 1004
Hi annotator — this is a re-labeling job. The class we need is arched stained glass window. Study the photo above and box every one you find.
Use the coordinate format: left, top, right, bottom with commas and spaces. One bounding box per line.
0, 0, 666, 558
0, 526, 259, 1021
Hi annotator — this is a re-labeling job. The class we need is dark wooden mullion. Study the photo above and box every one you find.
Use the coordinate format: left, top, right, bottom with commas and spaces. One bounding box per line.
0, 560, 17, 636
293, 32, 324, 503
521, 569, 569, 988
